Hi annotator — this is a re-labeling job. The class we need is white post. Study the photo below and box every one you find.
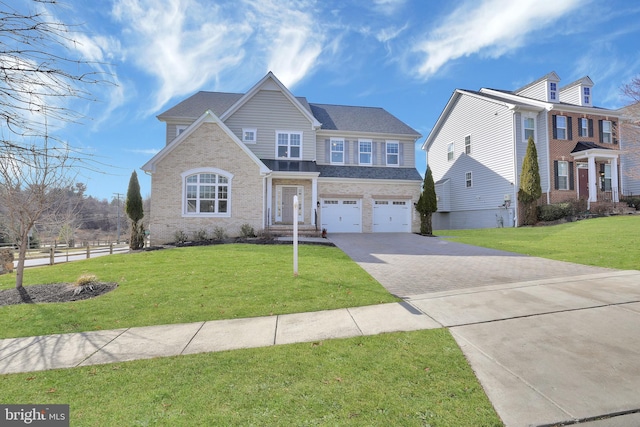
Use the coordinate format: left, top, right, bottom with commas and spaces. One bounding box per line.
293, 195, 299, 277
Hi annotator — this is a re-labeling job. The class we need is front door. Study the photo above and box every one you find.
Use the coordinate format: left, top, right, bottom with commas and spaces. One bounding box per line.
578, 168, 589, 199
281, 187, 298, 224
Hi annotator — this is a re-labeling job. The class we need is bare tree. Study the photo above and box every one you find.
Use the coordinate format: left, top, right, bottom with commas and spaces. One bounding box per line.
620, 76, 640, 185
0, 138, 76, 297
0, 0, 107, 161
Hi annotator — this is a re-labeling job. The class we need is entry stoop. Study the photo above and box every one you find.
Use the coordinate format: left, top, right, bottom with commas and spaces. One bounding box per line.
268, 224, 322, 238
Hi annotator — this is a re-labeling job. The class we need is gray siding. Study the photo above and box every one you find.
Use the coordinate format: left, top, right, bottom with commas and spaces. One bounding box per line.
559, 86, 581, 105
433, 207, 515, 231
513, 111, 550, 195
225, 90, 316, 160
427, 93, 517, 219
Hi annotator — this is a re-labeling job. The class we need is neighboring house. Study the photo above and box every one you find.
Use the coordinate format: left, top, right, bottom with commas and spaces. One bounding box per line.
619, 103, 640, 196
423, 71, 622, 230
142, 72, 422, 244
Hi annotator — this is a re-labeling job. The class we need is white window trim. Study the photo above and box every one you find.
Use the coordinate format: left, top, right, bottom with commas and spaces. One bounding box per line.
465, 171, 472, 188
557, 161, 569, 190
176, 125, 188, 139
447, 142, 454, 162
580, 118, 588, 137
602, 120, 612, 143
275, 130, 303, 159
181, 167, 233, 217
359, 139, 372, 165
386, 140, 399, 166
330, 138, 345, 165
549, 82, 557, 101
523, 115, 536, 142
556, 116, 567, 140
464, 134, 471, 155
242, 128, 257, 144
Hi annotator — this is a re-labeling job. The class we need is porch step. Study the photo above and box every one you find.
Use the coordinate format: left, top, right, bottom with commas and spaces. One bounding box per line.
268, 225, 322, 238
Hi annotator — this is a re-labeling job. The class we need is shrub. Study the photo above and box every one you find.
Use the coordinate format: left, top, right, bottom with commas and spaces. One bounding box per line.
255, 228, 274, 240
173, 229, 188, 244
76, 274, 98, 287
239, 223, 255, 238
212, 226, 227, 240
192, 228, 208, 242
537, 202, 572, 222
621, 196, 640, 210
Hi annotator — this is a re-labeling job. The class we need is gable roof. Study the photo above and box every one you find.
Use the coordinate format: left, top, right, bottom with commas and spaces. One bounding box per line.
156, 72, 420, 137
142, 110, 270, 174
560, 76, 594, 91
220, 72, 321, 128
310, 103, 420, 136
514, 71, 561, 94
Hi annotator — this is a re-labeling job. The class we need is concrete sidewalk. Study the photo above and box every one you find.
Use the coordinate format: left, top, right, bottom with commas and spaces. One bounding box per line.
0, 302, 440, 375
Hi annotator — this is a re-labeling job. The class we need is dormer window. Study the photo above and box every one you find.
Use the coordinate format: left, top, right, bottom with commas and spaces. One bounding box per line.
583, 87, 590, 105
549, 82, 557, 101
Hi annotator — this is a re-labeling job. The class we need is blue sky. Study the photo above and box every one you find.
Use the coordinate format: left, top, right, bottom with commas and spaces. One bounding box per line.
19, 0, 640, 200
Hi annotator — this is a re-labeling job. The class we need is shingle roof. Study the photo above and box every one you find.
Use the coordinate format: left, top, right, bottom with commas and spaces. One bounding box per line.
309, 104, 420, 136
157, 91, 420, 137
571, 141, 612, 153
259, 160, 422, 180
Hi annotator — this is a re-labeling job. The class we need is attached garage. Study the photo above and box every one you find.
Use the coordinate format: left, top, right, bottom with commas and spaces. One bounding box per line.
321, 199, 361, 233
373, 200, 411, 232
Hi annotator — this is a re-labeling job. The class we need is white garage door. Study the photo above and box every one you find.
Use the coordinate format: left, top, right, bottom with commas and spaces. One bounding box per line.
321, 199, 361, 233
373, 200, 410, 232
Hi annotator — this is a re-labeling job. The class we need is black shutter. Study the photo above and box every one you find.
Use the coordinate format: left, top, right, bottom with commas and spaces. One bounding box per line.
598, 120, 604, 143
554, 160, 559, 190
588, 119, 594, 138
552, 115, 558, 139
567, 117, 573, 140
613, 121, 618, 145
569, 162, 574, 191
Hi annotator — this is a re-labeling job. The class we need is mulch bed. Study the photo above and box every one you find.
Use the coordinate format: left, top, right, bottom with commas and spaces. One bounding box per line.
0, 282, 118, 306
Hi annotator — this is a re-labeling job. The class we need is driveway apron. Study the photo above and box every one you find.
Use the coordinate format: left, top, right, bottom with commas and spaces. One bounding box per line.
329, 233, 640, 427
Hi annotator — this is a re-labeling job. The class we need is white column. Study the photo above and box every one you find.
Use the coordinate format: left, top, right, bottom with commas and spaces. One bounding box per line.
588, 156, 597, 203
266, 176, 273, 226
611, 157, 619, 202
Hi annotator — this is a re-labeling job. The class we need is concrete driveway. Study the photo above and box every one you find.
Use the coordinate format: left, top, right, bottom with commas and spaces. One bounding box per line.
330, 233, 640, 427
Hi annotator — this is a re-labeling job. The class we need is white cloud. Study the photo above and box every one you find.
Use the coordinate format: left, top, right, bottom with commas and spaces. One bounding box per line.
412, 0, 583, 79
111, 0, 252, 113
372, 0, 407, 15
125, 148, 161, 155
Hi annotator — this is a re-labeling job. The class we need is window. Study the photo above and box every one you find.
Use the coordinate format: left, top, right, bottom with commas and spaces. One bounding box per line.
556, 116, 567, 140
386, 141, 399, 165
465, 135, 471, 154
583, 87, 590, 104
557, 161, 569, 190
465, 172, 472, 188
601, 120, 612, 143
184, 171, 230, 215
447, 143, 454, 161
602, 164, 612, 191
579, 118, 588, 137
359, 140, 372, 165
330, 138, 344, 164
242, 128, 256, 144
550, 82, 557, 101
524, 118, 535, 141
176, 125, 188, 138
277, 132, 302, 158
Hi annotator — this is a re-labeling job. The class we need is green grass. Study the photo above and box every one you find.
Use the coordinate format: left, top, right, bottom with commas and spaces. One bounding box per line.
438, 215, 640, 270
0, 329, 502, 426
0, 244, 398, 339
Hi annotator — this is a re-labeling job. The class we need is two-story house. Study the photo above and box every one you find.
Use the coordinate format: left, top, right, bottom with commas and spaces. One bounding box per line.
423, 71, 622, 230
142, 72, 422, 244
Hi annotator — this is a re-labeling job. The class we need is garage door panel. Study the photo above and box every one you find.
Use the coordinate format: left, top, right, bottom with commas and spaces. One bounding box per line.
373, 200, 410, 232
321, 199, 361, 233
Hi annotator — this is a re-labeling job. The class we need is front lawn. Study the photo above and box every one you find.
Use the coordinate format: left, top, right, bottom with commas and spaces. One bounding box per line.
0, 244, 398, 339
438, 215, 640, 270
0, 329, 502, 426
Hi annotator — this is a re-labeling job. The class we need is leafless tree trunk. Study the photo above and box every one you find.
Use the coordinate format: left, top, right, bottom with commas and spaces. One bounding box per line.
0, 139, 75, 295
